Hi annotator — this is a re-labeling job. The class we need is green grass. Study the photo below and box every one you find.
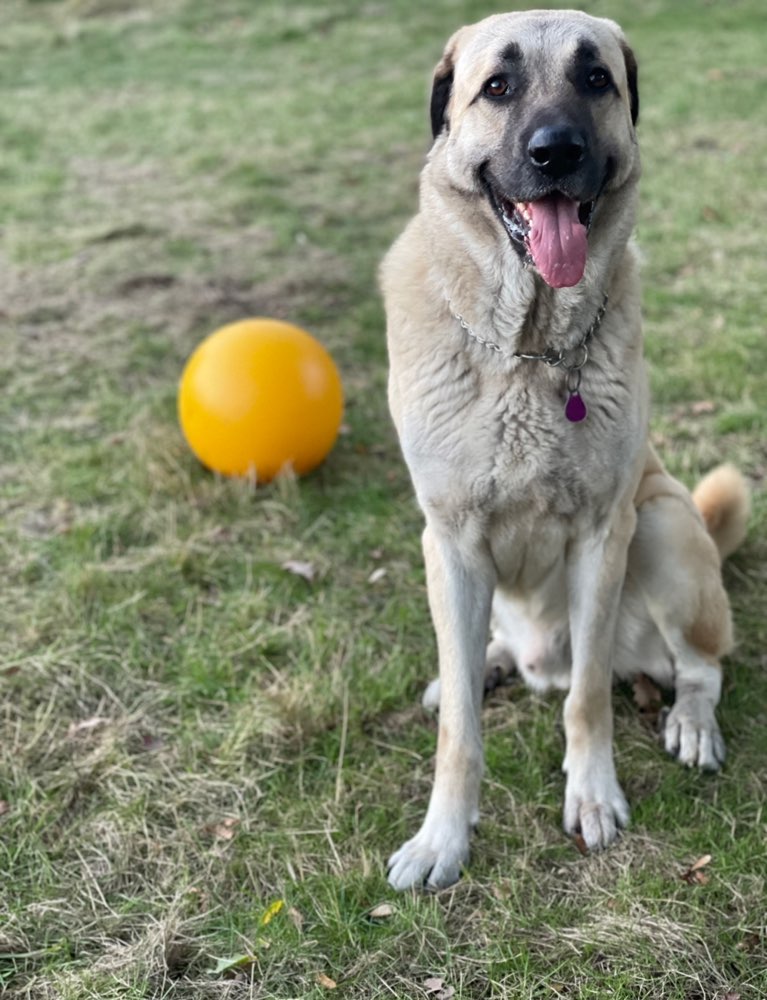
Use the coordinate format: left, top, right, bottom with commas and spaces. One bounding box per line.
1, 0, 766, 997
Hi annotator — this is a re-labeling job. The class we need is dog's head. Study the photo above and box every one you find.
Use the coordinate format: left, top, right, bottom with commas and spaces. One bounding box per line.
428, 11, 640, 289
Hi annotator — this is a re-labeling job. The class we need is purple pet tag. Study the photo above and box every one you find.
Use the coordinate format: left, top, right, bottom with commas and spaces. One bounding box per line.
565, 391, 587, 422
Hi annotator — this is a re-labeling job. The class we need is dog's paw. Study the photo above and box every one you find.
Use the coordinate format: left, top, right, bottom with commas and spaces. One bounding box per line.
387, 826, 470, 890
663, 697, 725, 771
483, 639, 517, 694
563, 767, 629, 851
421, 677, 441, 712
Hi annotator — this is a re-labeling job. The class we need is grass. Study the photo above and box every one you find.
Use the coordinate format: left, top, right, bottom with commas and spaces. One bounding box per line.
0, 0, 765, 997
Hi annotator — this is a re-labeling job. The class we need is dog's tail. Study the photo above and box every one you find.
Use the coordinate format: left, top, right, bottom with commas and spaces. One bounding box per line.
692, 464, 750, 560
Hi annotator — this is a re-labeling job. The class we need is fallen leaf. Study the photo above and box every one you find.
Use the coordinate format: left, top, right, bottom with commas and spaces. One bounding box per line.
424, 979, 455, 999
691, 853, 713, 871
260, 899, 284, 926
140, 732, 164, 752
691, 400, 716, 415
67, 717, 109, 738
0, 801, 9, 817
680, 854, 712, 884
282, 560, 316, 583
368, 902, 395, 920
316, 972, 337, 989
207, 817, 240, 840
368, 567, 387, 585
208, 953, 255, 976
736, 933, 760, 953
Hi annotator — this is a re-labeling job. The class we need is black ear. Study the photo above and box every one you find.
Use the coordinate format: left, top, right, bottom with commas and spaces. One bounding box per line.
429, 31, 465, 139
621, 41, 639, 125
430, 67, 454, 138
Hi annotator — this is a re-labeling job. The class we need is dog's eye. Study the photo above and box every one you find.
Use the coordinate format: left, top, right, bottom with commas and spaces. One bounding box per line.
587, 67, 612, 90
483, 77, 510, 98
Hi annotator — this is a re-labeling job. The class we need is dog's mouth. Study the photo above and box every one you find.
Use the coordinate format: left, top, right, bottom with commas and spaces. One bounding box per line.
490, 188, 596, 289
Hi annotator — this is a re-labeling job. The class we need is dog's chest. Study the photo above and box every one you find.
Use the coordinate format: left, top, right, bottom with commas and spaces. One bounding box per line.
400, 344, 639, 532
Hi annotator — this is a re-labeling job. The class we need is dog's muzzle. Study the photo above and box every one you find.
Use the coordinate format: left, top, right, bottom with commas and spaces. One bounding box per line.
488, 184, 596, 289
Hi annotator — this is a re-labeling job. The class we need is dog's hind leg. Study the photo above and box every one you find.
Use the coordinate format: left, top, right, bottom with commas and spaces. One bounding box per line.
627, 475, 738, 771
388, 523, 495, 890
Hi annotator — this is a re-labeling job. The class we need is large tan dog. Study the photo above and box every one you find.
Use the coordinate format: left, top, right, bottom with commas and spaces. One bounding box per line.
381, 10, 749, 890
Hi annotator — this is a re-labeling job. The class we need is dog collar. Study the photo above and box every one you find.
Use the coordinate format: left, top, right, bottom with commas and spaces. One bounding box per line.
446, 293, 608, 423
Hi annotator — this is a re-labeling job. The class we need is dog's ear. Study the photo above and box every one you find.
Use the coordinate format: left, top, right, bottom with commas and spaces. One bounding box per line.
430, 29, 467, 139
620, 41, 639, 126
430, 63, 454, 139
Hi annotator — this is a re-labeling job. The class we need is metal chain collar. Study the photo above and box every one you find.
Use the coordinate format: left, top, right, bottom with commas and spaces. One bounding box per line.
447, 294, 609, 392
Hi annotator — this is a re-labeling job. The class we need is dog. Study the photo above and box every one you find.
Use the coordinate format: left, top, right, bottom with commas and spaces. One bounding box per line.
380, 10, 749, 891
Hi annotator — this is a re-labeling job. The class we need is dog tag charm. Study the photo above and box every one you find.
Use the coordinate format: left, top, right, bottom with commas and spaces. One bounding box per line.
564, 365, 587, 422
565, 390, 587, 422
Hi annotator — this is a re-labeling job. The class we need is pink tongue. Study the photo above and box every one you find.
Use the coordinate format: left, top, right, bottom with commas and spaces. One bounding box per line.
527, 194, 587, 288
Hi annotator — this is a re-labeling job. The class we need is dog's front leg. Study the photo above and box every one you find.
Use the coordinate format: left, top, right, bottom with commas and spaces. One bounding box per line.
563, 505, 636, 850
387, 523, 495, 890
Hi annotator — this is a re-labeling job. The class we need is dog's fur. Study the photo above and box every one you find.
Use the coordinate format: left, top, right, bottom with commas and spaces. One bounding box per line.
381, 10, 749, 891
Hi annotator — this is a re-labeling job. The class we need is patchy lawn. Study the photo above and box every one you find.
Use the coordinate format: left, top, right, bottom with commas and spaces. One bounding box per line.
1, 1, 765, 997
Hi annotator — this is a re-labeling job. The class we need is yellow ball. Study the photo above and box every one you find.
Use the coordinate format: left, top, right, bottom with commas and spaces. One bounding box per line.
178, 318, 343, 482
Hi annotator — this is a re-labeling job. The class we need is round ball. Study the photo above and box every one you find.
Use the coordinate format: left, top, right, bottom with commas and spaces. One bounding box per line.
178, 318, 343, 481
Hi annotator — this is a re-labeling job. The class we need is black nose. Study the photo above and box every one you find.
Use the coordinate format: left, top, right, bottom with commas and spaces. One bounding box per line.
528, 126, 587, 179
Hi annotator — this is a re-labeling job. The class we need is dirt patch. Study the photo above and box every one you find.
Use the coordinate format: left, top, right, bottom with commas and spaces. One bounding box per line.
2, 232, 350, 379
